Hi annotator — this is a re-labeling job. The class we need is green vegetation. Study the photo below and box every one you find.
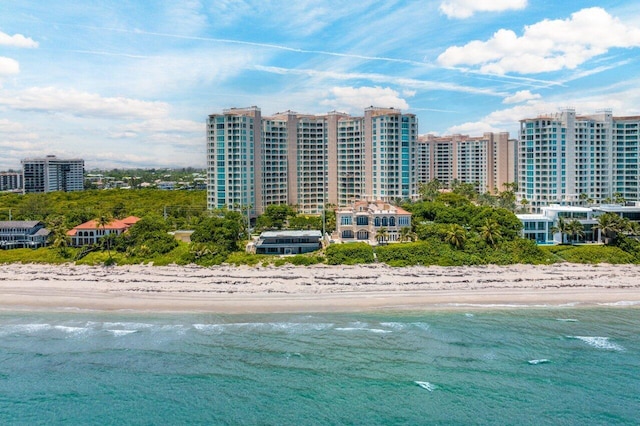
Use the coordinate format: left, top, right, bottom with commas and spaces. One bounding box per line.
541, 245, 636, 264
2, 181, 640, 267
325, 243, 374, 265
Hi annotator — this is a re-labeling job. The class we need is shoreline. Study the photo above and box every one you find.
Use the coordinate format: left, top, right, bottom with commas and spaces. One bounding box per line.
1, 263, 639, 314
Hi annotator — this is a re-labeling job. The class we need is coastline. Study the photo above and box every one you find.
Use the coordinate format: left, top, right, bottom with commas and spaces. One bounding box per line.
1, 262, 639, 314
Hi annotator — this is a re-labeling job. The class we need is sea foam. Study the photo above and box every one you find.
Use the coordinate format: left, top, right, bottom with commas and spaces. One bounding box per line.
528, 359, 550, 365
415, 381, 436, 392
569, 336, 624, 351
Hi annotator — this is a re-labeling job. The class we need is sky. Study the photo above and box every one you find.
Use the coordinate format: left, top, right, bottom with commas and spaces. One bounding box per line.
2, 0, 640, 170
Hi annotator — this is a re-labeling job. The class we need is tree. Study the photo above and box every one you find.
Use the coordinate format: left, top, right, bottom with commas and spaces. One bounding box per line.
376, 227, 389, 245
519, 198, 530, 213
479, 218, 501, 247
48, 216, 70, 257
96, 214, 114, 259
566, 219, 585, 244
551, 217, 569, 244
443, 224, 466, 249
399, 226, 417, 242
595, 213, 624, 245
418, 179, 442, 202
255, 204, 296, 230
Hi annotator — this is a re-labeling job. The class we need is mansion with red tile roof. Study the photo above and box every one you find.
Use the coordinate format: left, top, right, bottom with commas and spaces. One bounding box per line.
67, 216, 140, 247
333, 201, 412, 244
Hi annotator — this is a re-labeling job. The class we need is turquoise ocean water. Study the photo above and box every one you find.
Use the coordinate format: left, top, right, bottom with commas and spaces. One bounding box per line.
0, 307, 639, 425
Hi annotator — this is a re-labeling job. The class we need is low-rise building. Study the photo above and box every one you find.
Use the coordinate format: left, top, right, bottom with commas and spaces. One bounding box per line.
334, 200, 412, 244
67, 216, 140, 247
254, 230, 323, 255
516, 204, 640, 244
0, 221, 50, 249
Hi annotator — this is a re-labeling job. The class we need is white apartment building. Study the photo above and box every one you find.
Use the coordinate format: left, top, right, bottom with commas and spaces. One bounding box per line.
206, 106, 417, 216
206, 107, 259, 216
417, 133, 515, 193
21, 155, 84, 193
517, 109, 640, 210
0, 172, 23, 192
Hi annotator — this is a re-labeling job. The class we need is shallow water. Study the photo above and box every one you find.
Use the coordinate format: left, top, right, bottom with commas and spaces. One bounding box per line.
0, 308, 638, 424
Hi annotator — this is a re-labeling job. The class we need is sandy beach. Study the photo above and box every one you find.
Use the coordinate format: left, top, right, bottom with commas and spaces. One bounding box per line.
1, 262, 639, 313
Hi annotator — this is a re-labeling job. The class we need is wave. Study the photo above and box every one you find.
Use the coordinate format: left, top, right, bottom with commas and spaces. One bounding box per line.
53, 325, 89, 334
192, 322, 335, 334
569, 336, 625, 351
597, 301, 640, 307
107, 329, 138, 337
528, 359, 550, 365
415, 381, 436, 392
334, 327, 392, 333
0, 323, 52, 336
556, 318, 578, 322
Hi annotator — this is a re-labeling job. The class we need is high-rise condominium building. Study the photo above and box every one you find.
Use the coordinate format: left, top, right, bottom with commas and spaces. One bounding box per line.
21, 155, 84, 193
517, 109, 640, 209
207, 106, 417, 216
206, 107, 259, 217
0, 172, 23, 192
417, 133, 515, 193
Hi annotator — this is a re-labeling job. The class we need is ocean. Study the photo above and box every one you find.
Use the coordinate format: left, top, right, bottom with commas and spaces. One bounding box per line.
0, 307, 638, 425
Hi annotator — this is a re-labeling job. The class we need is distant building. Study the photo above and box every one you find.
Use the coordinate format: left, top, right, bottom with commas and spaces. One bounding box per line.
0, 172, 23, 192
253, 230, 323, 255
0, 221, 50, 249
67, 216, 140, 247
156, 181, 176, 190
333, 200, 412, 244
21, 155, 84, 193
416, 133, 516, 193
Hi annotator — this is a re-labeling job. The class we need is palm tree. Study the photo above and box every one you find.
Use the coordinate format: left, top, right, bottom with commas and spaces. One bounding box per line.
566, 220, 585, 244
51, 226, 70, 257
551, 217, 569, 244
96, 214, 113, 259
479, 219, 502, 247
376, 227, 389, 245
595, 213, 624, 244
519, 198, 530, 213
444, 224, 466, 249
399, 226, 417, 243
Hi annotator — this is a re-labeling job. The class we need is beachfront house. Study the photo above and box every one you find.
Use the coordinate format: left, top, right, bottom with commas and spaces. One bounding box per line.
67, 216, 140, 247
516, 204, 640, 244
0, 220, 50, 249
253, 230, 323, 255
333, 200, 412, 244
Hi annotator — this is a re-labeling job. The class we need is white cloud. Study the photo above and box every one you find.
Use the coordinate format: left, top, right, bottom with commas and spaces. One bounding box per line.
0, 31, 38, 48
0, 57, 20, 75
321, 86, 409, 113
503, 90, 541, 104
440, 0, 527, 19
447, 121, 504, 135
437, 7, 640, 74
0, 87, 169, 119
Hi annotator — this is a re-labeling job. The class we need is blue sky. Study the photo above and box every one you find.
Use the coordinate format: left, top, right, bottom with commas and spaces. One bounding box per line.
2, 0, 640, 170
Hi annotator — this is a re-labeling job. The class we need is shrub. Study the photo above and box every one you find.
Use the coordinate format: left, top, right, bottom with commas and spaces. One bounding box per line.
325, 243, 374, 265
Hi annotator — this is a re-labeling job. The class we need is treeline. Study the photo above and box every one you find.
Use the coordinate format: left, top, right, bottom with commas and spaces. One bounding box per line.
2, 184, 640, 267
0, 189, 207, 230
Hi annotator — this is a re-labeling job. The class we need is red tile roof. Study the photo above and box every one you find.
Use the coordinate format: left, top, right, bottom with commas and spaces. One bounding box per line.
67, 216, 141, 235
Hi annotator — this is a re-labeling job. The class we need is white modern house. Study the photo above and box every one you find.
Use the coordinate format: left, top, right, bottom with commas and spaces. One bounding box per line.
517, 203, 640, 244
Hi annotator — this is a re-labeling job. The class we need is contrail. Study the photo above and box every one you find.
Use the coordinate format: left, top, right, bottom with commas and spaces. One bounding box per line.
66, 23, 433, 67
